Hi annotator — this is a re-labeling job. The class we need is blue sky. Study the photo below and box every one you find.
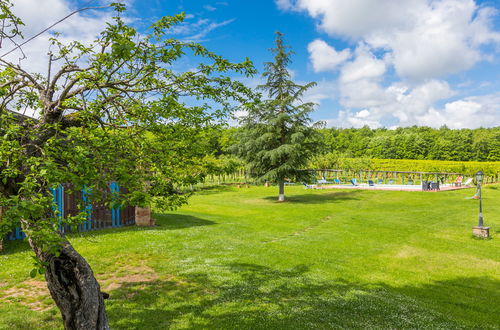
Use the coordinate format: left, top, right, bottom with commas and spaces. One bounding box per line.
9, 0, 500, 128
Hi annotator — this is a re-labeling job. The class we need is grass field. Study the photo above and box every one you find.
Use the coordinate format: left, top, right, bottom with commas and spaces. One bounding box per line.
1, 184, 499, 329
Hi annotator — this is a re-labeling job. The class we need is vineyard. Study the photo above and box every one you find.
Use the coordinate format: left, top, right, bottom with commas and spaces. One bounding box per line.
309, 153, 500, 177
197, 157, 500, 187
360, 158, 500, 176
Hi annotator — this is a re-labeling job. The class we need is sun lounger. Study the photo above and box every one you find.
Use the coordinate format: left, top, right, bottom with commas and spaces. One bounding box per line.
333, 178, 342, 184
430, 181, 440, 190
368, 180, 375, 186
350, 179, 358, 186
303, 183, 317, 189
422, 181, 432, 191
463, 178, 473, 186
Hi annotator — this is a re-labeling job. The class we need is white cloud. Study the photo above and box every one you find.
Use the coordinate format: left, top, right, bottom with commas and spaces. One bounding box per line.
416, 94, 500, 128
279, 0, 500, 128
4, 0, 116, 74
325, 66, 459, 127
307, 39, 350, 72
395, 80, 455, 117
3, 0, 234, 75
339, 45, 385, 83
337, 45, 390, 110
334, 109, 383, 128
340, 80, 388, 109
301, 79, 338, 105
172, 17, 235, 42
290, 0, 500, 82
369, 0, 492, 81
291, 0, 419, 39
328, 81, 500, 128
204, 5, 217, 11
275, 0, 294, 11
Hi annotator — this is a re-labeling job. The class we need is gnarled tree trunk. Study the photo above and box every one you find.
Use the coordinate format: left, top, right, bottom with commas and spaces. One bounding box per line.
27, 235, 109, 329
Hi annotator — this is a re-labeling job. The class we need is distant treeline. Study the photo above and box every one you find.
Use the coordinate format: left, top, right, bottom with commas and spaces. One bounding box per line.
213, 126, 500, 162
202, 126, 500, 178
318, 126, 500, 162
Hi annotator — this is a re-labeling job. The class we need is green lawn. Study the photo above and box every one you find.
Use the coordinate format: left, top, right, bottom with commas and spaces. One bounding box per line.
1, 185, 499, 329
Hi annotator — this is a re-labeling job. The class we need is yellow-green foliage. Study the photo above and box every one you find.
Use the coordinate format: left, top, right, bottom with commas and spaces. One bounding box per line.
351, 158, 500, 176
309, 154, 500, 176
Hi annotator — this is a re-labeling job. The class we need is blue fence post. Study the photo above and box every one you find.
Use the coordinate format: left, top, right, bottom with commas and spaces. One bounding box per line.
51, 184, 64, 233
81, 186, 93, 231
110, 182, 122, 228
6, 226, 26, 241
116, 182, 121, 227
15, 227, 22, 240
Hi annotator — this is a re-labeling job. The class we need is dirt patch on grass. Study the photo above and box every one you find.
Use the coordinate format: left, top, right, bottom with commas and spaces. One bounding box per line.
0, 279, 52, 312
0, 261, 163, 310
1, 279, 49, 298
100, 262, 159, 292
25, 279, 49, 290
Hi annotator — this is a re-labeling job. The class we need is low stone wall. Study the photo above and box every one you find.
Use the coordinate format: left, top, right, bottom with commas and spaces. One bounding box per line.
135, 207, 155, 226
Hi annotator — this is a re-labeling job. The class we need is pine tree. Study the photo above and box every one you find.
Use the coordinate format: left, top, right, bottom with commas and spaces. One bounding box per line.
234, 32, 322, 201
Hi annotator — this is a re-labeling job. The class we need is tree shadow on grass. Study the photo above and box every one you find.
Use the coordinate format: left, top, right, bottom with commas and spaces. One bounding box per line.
69, 214, 216, 240
0, 239, 31, 255
106, 262, 498, 329
194, 185, 235, 196
154, 214, 216, 230
1, 214, 216, 254
263, 190, 362, 204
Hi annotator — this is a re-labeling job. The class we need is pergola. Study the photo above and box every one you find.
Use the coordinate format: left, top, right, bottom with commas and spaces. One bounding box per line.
306, 169, 466, 185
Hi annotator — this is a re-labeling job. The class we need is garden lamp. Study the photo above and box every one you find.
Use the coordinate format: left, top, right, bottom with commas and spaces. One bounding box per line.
475, 170, 484, 227
475, 171, 484, 185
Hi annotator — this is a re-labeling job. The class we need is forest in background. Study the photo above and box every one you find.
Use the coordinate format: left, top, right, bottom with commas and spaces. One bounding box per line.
212, 125, 500, 162
318, 126, 500, 162
200, 126, 500, 178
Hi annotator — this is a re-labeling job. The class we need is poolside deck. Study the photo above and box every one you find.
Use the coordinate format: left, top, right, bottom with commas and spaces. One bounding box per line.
315, 183, 473, 192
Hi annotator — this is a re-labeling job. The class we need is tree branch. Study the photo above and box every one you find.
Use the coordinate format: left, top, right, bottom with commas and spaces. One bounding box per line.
1, 6, 110, 59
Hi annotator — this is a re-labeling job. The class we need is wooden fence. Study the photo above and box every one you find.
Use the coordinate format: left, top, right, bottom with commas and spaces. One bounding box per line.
5, 182, 135, 241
